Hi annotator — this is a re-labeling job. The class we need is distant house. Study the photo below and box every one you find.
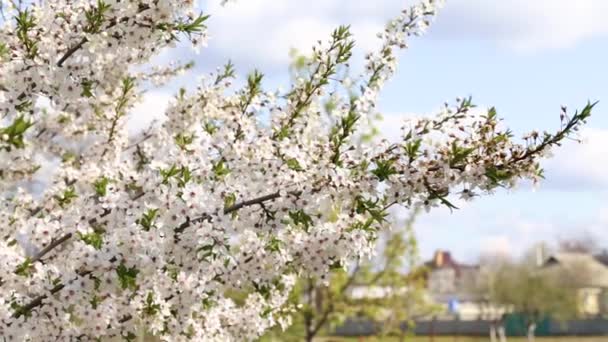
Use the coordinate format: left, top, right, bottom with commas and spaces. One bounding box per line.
425, 250, 479, 295
542, 252, 608, 317
423, 250, 505, 320
595, 251, 608, 267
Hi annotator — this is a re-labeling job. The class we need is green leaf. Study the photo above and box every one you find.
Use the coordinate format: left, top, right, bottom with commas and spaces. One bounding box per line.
174, 133, 195, 150
158, 12, 210, 41
124, 332, 137, 342
197, 243, 217, 261
53, 186, 77, 207
449, 142, 475, 167
160, 164, 180, 184
15, 258, 33, 277
371, 159, 397, 181
273, 126, 290, 140
285, 158, 303, 171
354, 196, 388, 226
10, 301, 28, 318
135, 145, 150, 172
266, 236, 282, 253
431, 194, 458, 210
485, 166, 513, 186
89, 294, 102, 309
252, 282, 271, 300
174, 13, 210, 35
0, 115, 34, 150
137, 208, 159, 231
61, 151, 77, 164
214, 60, 236, 85
142, 292, 161, 317
260, 306, 273, 318
84, 0, 111, 34
223, 193, 236, 210
329, 259, 343, 270
164, 264, 180, 281
0, 42, 8, 59
116, 263, 139, 290
203, 121, 218, 135
487, 106, 497, 120
114, 76, 136, 115
212, 159, 230, 178
576, 100, 597, 122
93, 176, 110, 197
404, 139, 422, 160
289, 209, 313, 232
15, 9, 38, 58
81, 79, 94, 98
177, 166, 192, 187
288, 210, 313, 232
77, 231, 104, 250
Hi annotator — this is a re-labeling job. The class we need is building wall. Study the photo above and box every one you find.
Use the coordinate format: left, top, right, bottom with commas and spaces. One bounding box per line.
578, 287, 602, 316
428, 268, 456, 294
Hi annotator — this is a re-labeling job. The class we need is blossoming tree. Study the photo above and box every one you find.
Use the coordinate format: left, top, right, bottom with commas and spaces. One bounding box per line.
0, 0, 594, 340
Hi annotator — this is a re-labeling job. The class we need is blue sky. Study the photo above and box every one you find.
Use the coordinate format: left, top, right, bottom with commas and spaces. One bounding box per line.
133, 0, 608, 263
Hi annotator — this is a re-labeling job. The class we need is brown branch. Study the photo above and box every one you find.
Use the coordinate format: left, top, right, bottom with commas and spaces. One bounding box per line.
29, 232, 72, 264
174, 213, 211, 234
56, 4, 151, 67
223, 191, 281, 214
124, 132, 153, 150
56, 38, 88, 67
13, 270, 91, 318
10, 187, 309, 317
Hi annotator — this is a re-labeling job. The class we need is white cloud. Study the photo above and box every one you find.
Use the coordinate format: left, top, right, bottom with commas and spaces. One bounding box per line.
479, 235, 513, 257
544, 128, 608, 189
474, 211, 555, 256
433, 0, 608, 52
176, 0, 608, 73
128, 92, 172, 135
200, 0, 608, 71
202, 0, 398, 70
375, 113, 409, 142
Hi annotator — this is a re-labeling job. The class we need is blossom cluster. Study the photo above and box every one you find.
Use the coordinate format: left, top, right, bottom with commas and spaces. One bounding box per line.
0, 0, 593, 340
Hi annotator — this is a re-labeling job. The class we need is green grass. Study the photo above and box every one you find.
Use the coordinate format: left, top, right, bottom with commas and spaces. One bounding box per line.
317, 336, 608, 342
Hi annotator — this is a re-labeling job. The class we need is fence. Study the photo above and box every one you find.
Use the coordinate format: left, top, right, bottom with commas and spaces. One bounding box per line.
334, 317, 608, 337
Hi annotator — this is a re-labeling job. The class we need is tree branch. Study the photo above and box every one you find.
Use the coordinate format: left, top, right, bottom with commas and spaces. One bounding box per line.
56, 38, 87, 67
56, 5, 151, 67
9, 188, 306, 317
13, 270, 91, 318
309, 262, 361, 339
29, 232, 72, 263
223, 191, 281, 214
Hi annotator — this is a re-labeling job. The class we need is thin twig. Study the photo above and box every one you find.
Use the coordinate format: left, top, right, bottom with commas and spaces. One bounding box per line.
56, 5, 151, 67
13, 270, 91, 318
29, 232, 72, 263
10, 185, 317, 317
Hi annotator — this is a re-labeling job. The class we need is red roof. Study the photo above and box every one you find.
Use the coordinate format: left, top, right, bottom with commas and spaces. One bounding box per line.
425, 250, 478, 277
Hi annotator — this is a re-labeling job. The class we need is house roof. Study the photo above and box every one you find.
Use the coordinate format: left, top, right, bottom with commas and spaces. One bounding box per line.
595, 252, 608, 267
424, 250, 478, 277
543, 252, 608, 288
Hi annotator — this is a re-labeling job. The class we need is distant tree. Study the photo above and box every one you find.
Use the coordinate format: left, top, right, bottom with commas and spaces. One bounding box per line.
557, 233, 600, 254
493, 259, 579, 342
473, 255, 512, 342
